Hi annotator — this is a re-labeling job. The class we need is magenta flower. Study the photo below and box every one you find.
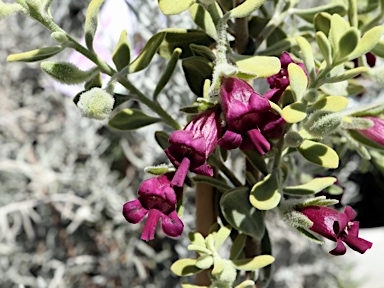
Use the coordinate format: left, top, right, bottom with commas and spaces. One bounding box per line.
265, 52, 307, 103
165, 108, 222, 182
122, 173, 184, 241
296, 205, 372, 255
355, 116, 384, 146
218, 77, 285, 155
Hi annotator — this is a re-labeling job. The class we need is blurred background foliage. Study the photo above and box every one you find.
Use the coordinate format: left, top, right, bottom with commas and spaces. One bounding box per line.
0, 0, 383, 287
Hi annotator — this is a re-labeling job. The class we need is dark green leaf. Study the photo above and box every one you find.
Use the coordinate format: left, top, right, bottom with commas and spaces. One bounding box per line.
108, 108, 161, 131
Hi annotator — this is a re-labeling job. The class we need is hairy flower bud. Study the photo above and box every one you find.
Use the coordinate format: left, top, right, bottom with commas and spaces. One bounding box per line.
77, 88, 115, 120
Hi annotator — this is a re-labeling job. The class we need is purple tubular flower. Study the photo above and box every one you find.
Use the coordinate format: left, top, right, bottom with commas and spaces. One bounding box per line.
265, 52, 307, 103
122, 173, 183, 241
165, 109, 221, 181
218, 77, 285, 155
356, 116, 384, 146
297, 205, 372, 255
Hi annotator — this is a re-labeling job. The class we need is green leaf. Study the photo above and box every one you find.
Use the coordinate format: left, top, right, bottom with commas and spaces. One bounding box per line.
249, 170, 281, 210
220, 187, 265, 240
158, 0, 196, 15
188, 231, 206, 247
229, 234, 247, 261
316, 32, 332, 66
84, 0, 105, 51
144, 164, 170, 175
348, 26, 384, 60
336, 28, 360, 62
293, 3, 347, 23
112, 30, 130, 71
214, 225, 231, 251
171, 258, 202, 276
155, 131, 170, 150
128, 32, 166, 73
231, 255, 274, 271
193, 175, 231, 192
182, 56, 213, 97
153, 48, 182, 101
296, 36, 315, 83
283, 177, 337, 196
325, 67, 368, 83
314, 12, 331, 35
7, 45, 64, 62
282, 102, 307, 123
189, 3, 218, 40
328, 14, 350, 54
196, 255, 214, 270
233, 55, 281, 78
309, 96, 349, 112
212, 257, 225, 275
304, 110, 342, 137
228, 0, 267, 18
84, 74, 102, 91
242, 150, 269, 175
108, 108, 161, 131
158, 29, 215, 59
372, 39, 384, 58
296, 227, 324, 244
190, 44, 216, 62
288, 63, 308, 100
297, 140, 339, 169
40, 61, 99, 85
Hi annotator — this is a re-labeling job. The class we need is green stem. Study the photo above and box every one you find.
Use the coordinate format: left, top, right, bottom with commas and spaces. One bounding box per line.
117, 76, 182, 130
36, 15, 181, 130
209, 154, 243, 187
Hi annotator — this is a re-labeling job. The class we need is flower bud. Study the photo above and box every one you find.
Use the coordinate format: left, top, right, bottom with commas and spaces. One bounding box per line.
51, 32, 68, 44
304, 88, 318, 103
77, 88, 115, 120
304, 110, 342, 137
284, 131, 303, 148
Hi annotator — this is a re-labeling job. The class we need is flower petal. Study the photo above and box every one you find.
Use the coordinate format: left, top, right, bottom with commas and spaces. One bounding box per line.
123, 199, 148, 224
161, 210, 184, 238
243, 129, 271, 154
344, 234, 373, 254
171, 157, 190, 187
218, 130, 243, 150
330, 239, 347, 255
344, 206, 357, 221
141, 209, 162, 241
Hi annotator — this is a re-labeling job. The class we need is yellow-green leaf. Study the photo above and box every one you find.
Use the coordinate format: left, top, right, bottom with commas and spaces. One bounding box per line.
128, 32, 166, 73
84, 0, 105, 51
328, 14, 350, 53
348, 25, 384, 60
234, 55, 281, 78
336, 28, 360, 62
316, 31, 332, 66
112, 30, 130, 71
309, 96, 349, 112
296, 36, 315, 83
249, 171, 281, 210
282, 102, 307, 123
189, 3, 218, 39
158, 0, 196, 15
283, 177, 337, 196
293, 3, 347, 23
231, 255, 274, 271
227, 0, 267, 18
7, 45, 64, 62
171, 258, 202, 276
288, 63, 308, 100
297, 140, 339, 169
153, 48, 182, 100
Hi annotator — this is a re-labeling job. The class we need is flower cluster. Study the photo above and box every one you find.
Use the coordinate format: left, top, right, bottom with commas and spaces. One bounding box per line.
123, 173, 183, 241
